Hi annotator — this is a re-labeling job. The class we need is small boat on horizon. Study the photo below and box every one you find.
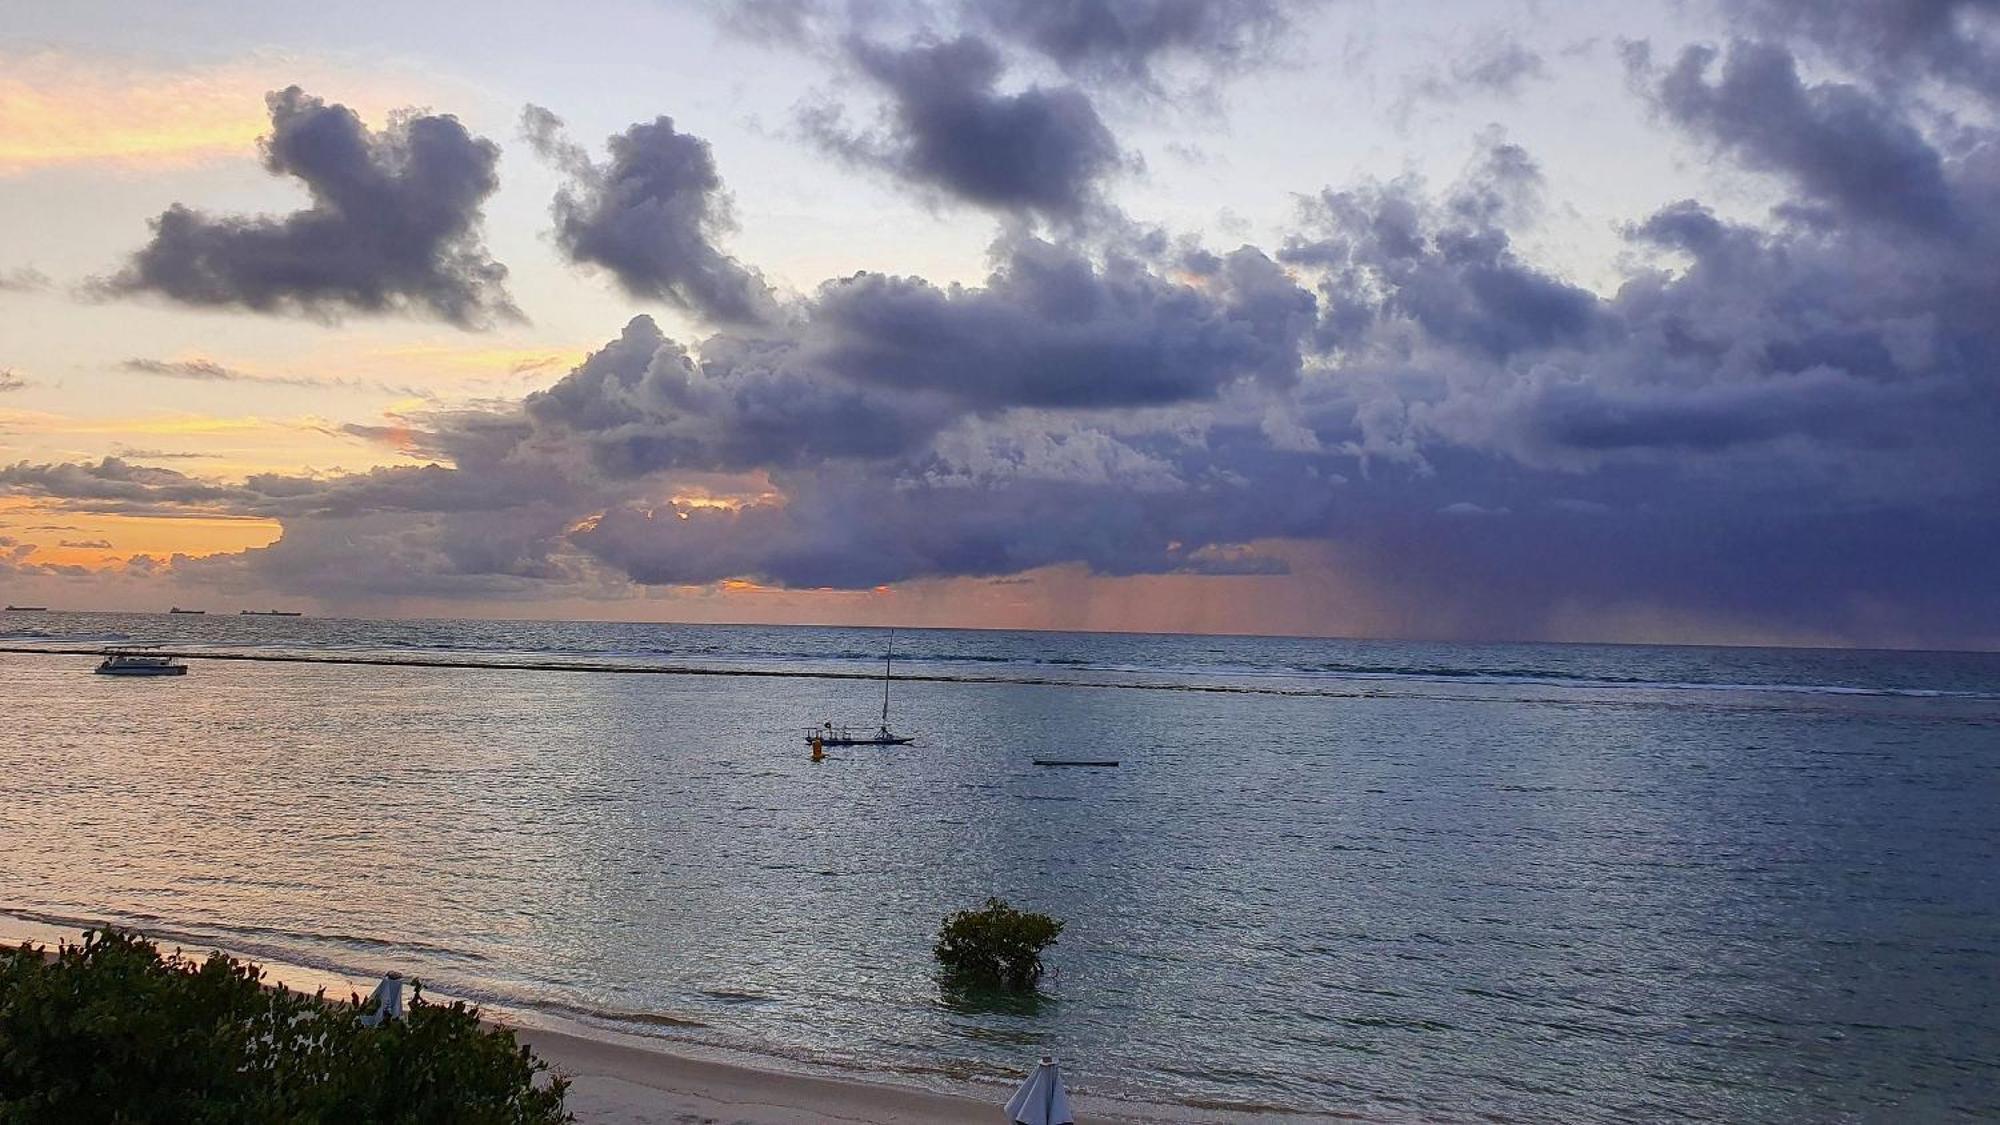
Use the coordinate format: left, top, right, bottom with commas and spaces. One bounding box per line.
94, 651, 188, 677
168, 607, 206, 615
807, 631, 916, 747
4, 605, 48, 612
239, 609, 303, 616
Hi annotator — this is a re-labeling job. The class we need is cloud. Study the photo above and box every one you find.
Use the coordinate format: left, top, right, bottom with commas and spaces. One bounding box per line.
0, 457, 247, 511
806, 34, 1125, 220
59, 538, 113, 549
1723, 0, 2000, 104
120, 358, 259, 383
108, 448, 217, 461
17, 68, 2000, 646
1281, 139, 1605, 364
120, 356, 429, 398
520, 314, 950, 476
335, 423, 455, 460
964, 0, 1311, 84
1400, 33, 1549, 115
0, 453, 581, 530
0, 371, 26, 393
1642, 39, 1959, 234
516, 232, 1314, 479
0, 267, 50, 291
98, 87, 516, 328
521, 106, 777, 324
120, 357, 333, 389
722, 1, 1317, 87
1172, 541, 1290, 574
804, 235, 1313, 406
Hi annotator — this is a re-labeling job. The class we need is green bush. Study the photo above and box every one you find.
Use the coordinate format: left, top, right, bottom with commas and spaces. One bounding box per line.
0, 930, 570, 1124
933, 898, 1064, 991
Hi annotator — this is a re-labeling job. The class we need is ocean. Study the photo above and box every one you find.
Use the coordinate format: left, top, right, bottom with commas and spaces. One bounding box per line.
2, 612, 1997, 1121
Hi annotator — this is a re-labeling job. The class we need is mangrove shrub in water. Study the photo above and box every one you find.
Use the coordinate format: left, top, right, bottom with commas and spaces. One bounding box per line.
0, 930, 570, 1124
934, 898, 1065, 990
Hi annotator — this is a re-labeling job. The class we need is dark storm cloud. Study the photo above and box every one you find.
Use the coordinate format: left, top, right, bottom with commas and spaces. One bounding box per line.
1275, 137, 1998, 486
569, 443, 1333, 588
1642, 40, 1959, 234
806, 34, 1124, 219
1515, 368, 1912, 455
99, 87, 516, 328
521, 106, 777, 324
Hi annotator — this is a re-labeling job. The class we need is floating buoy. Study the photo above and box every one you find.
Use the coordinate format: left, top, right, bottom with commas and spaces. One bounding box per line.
810, 736, 825, 762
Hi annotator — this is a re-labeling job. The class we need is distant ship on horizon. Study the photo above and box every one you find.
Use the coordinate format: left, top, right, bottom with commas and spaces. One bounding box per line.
240, 609, 304, 617
168, 607, 206, 615
4, 605, 48, 612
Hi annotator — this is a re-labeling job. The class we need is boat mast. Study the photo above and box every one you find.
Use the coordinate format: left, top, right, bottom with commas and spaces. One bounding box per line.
881, 629, 894, 729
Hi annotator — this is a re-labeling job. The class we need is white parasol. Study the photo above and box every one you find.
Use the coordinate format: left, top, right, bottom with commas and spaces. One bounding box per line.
358, 971, 406, 1027
1005, 1055, 1075, 1125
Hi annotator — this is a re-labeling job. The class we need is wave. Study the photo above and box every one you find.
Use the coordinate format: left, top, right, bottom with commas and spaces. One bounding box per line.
0, 906, 487, 965
7, 639, 1993, 705
1293, 662, 1997, 699
3, 611, 1996, 703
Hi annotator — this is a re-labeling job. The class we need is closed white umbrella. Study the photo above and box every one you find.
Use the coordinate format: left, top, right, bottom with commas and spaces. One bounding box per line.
359, 971, 406, 1027
1005, 1056, 1074, 1125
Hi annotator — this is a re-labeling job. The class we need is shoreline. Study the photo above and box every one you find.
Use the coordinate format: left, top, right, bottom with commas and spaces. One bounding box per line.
511, 1021, 1133, 1125
2, 922, 1305, 1124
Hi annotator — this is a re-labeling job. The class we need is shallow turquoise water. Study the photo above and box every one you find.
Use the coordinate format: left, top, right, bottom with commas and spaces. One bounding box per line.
2, 615, 1997, 1120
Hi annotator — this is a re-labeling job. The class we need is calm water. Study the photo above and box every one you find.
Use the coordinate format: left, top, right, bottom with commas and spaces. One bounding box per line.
3, 612, 1998, 1121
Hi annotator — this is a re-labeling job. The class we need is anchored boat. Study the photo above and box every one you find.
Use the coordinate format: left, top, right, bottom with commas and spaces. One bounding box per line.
807, 631, 915, 747
95, 651, 188, 677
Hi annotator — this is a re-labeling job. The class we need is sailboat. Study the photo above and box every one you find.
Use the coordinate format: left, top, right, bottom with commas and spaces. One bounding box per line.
807, 631, 916, 747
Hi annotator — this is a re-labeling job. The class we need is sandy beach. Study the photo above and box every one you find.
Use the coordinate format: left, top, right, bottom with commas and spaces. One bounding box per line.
5, 934, 1131, 1125
515, 1023, 1123, 1125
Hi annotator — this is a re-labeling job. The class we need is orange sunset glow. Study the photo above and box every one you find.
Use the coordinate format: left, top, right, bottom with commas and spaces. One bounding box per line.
0, 497, 281, 567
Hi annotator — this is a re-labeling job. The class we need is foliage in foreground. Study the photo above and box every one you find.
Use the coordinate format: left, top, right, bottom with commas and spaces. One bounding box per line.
0, 930, 570, 1124
934, 898, 1065, 991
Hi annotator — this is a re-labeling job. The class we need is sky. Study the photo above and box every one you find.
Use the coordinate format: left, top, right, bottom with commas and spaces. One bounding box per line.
2, 0, 1997, 648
